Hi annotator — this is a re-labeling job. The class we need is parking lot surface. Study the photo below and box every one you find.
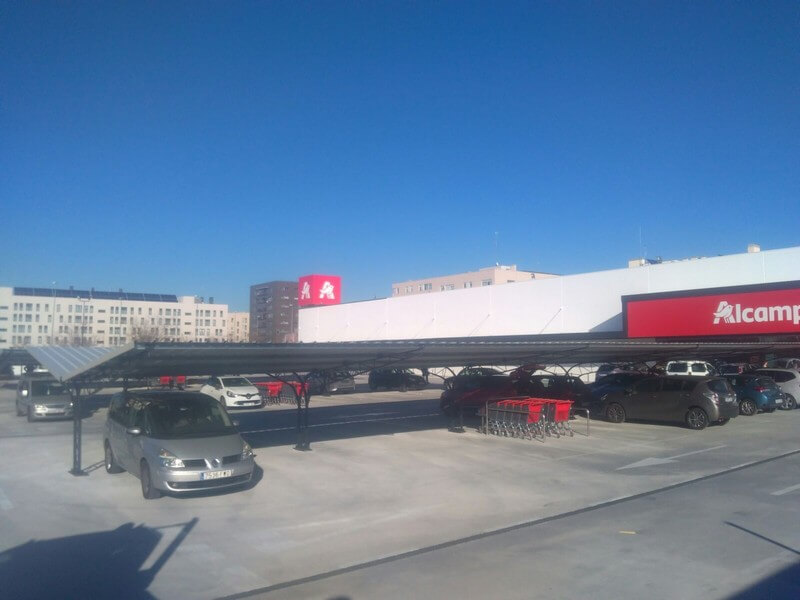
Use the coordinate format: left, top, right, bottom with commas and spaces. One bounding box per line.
1, 382, 799, 599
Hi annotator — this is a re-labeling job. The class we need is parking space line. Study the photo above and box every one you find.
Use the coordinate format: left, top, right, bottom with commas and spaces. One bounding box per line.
242, 412, 442, 434
770, 483, 800, 496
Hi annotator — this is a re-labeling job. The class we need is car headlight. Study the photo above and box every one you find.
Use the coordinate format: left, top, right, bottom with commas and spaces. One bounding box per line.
226, 390, 236, 398
158, 448, 185, 469
241, 442, 254, 460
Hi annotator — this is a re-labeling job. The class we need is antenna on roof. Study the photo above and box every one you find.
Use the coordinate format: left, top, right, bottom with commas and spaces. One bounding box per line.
494, 231, 499, 266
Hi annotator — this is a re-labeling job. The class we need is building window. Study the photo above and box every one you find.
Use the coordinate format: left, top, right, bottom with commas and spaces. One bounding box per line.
464, 282, 473, 288
481, 280, 492, 286
423, 283, 432, 291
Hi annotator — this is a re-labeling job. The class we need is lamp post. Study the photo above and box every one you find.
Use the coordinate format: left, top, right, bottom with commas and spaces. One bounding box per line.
49, 281, 56, 344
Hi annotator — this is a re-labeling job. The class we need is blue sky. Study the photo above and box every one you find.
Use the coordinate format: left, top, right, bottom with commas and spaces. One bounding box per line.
2, 2, 798, 311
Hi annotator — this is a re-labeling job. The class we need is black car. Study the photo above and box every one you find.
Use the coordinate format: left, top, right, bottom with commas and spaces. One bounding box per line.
589, 372, 651, 405
368, 369, 426, 391
514, 374, 593, 408
307, 370, 357, 395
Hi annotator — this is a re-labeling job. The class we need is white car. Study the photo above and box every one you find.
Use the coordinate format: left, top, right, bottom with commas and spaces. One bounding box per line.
200, 376, 263, 409
756, 368, 800, 410
664, 361, 716, 377
763, 358, 800, 370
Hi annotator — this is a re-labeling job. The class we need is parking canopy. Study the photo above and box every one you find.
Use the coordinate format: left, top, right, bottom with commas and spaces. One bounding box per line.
6, 338, 800, 382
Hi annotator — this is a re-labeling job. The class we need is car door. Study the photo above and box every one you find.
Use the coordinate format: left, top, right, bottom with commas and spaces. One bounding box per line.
623, 378, 661, 419
125, 402, 148, 476
115, 395, 139, 470
653, 377, 687, 421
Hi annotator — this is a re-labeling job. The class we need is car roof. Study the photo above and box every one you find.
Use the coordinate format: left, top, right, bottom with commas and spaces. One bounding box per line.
756, 367, 796, 372
123, 390, 212, 403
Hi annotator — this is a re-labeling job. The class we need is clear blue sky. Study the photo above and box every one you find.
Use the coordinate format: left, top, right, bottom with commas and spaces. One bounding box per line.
2, 2, 798, 311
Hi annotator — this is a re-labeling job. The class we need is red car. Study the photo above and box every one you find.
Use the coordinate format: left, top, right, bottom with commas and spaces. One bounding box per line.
439, 374, 518, 416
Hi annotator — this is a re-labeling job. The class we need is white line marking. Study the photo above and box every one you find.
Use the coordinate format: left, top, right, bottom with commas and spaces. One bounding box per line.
771, 483, 800, 496
670, 445, 728, 459
242, 412, 441, 434
0, 486, 13, 510
617, 445, 727, 470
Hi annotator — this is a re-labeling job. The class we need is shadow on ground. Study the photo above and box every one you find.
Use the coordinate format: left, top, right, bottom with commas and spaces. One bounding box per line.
235, 398, 449, 449
0, 518, 197, 600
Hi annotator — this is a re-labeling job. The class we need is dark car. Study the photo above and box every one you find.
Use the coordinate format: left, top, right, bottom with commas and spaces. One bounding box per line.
603, 376, 738, 430
308, 370, 357, 395
725, 374, 784, 415
439, 374, 516, 416
443, 367, 504, 392
515, 374, 593, 408
368, 368, 426, 391
588, 372, 650, 405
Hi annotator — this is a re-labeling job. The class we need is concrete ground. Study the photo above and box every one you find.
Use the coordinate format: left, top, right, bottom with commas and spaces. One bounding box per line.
0, 380, 798, 599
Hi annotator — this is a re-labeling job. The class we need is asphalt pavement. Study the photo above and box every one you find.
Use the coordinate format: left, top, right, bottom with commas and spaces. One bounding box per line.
0, 381, 798, 600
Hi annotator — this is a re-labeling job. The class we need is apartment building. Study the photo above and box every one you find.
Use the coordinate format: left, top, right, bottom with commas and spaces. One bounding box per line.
249, 281, 298, 343
391, 265, 558, 297
227, 311, 250, 343
0, 286, 229, 348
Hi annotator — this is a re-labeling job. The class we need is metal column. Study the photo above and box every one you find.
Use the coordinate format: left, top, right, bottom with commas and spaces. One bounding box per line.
69, 381, 86, 476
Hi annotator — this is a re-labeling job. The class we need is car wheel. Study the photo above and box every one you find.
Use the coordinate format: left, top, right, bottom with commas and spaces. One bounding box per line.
685, 407, 709, 430
717, 418, 730, 426
782, 394, 797, 410
140, 461, 161, 499
605, 403, 626, 424
739, 399, 757, 416
27, 405, 34, 423
368, 381, 377, 391
104, 441, 123, 474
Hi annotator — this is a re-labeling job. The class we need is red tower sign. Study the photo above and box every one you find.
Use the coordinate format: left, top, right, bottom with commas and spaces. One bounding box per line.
298, 275, 342, 307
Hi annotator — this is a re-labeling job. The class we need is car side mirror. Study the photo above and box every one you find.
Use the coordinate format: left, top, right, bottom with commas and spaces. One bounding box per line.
126, 427, 142, 436
21, 389, 28, 397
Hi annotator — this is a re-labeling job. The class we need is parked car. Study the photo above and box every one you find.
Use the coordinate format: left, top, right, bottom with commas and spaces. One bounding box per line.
515, 374, 593, 408
763, 358, 800, 370
200, 376, 263, 408
594, 364, 645, 380
307, 370, 357, 394
16, 374, 73, 422
755, 368, 800, 410
665, 361, 716, 377
602, 376, 738, 430
103, 391, 255, 499
368, 368, 426, 391
725, 374, 784, 415
589, 372, 651, 404
439, 374, 516, 416
716, 363, 755, 376
443, 367, 504, 392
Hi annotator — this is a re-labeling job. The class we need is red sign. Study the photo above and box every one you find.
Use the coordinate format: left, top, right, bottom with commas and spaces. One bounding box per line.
626, 286, 800, 338
298, 274, 342, 307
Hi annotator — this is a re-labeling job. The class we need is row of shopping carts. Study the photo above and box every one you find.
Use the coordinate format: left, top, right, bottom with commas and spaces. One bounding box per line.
479, 397, 575, 440
254, 381, 310, 405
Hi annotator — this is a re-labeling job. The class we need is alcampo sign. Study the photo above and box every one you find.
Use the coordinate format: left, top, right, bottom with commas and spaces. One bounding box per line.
624, 283, 800, 338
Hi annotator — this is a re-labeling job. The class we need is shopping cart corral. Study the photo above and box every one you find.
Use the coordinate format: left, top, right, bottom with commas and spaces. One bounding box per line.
478, 397, 590, 441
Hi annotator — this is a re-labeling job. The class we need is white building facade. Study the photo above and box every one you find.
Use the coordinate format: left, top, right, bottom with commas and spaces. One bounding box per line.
0, 287, 230, 348
227, 311, 250, 343
300, 246, 800, 342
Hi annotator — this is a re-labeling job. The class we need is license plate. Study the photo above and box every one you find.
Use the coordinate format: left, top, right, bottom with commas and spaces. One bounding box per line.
201, 470, 232, 480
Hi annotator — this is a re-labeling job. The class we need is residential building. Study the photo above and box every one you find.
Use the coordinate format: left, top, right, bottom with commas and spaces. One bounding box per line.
227, 311, 250, 343
249, 281, 298, 343
0, 287, 229, 349
391, 265, 558, 297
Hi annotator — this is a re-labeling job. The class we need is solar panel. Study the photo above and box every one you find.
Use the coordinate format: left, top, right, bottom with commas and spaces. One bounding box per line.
14, 287, 180, 302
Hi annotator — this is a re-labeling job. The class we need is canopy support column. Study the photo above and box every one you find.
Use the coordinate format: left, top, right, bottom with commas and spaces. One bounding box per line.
69, 381, 86, 476
293, 372, 312, 452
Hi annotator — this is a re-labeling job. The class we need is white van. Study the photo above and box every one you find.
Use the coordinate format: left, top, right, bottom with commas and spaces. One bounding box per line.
665, 361, 716, 377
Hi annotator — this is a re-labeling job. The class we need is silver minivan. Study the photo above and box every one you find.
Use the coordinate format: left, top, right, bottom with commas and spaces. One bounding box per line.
16, 375, 74, 421
103, 391, 256, 499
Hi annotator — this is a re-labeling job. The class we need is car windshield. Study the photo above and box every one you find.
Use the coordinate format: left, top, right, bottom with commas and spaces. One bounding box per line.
146, 398, 235, 438
221, 377, 251, 387
29, 380, 68, 396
